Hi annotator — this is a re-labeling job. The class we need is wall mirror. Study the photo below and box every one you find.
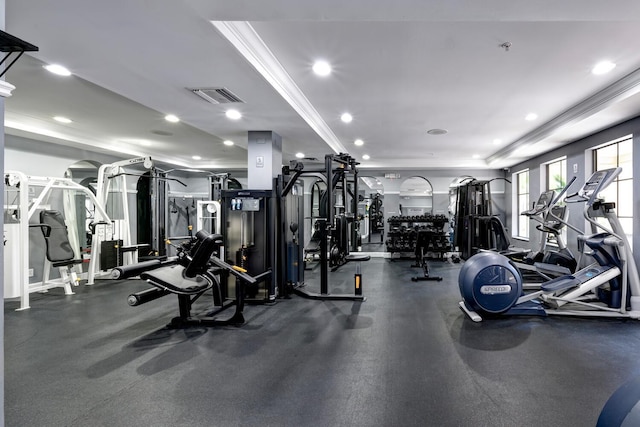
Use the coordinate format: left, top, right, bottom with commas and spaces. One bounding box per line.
64, 160, 102, 249
399, 176, 433, 217
357, 176, 385, 251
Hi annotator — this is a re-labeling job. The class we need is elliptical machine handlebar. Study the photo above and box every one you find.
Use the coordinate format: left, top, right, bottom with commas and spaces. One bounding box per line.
550, 176, 578, 205
540, 175, 584, 235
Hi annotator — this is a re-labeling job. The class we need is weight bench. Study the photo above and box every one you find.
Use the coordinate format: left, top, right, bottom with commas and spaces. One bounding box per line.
35, 210, 84, 294
128, 230, 270, 327
411, 230, 443, 282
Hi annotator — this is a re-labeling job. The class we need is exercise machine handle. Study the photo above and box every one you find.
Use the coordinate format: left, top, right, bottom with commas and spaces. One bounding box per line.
209, 256, 272, 285
29, 223, 52, 237
550, 176, 578, 205
88, 221, 111, 234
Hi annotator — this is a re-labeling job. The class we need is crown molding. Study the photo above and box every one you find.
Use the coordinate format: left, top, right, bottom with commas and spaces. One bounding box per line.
212, 21, 347, 154
488, 66, 640, 166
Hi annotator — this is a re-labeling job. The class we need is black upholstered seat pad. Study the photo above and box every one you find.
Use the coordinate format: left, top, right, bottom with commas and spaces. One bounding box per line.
40, 210, 76, 262
140, 265, 209, 294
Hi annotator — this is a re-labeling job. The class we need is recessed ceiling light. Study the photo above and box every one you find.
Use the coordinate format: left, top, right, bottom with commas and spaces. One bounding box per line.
165, 114, 180, 123
427, 128, 448, 135
295, 152, 305, 159
53, 116, 72, 124
223, 140, 234, 146
354, 139, 364, 146
341, 113, 353, 123
44, 64, 71, 76
362, 154, 370, 160
525, 113, 538, 121
493, 139, 502, 145
472, 154, 480, 159
226, 109, 242, 120
192, 155, 202, 160
592, 60, 616, 75
312, 60, 332, 76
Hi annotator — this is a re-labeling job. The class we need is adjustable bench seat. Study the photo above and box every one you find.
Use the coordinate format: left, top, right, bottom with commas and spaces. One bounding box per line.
52, 259, 83, 268
34, 210, 84, 295
141, 265, 210, 295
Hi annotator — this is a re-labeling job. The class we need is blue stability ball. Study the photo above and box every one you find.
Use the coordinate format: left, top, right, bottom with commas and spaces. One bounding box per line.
458, 252, 523, 314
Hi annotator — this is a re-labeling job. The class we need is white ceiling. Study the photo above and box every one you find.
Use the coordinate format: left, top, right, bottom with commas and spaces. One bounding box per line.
6, 1, 640, 171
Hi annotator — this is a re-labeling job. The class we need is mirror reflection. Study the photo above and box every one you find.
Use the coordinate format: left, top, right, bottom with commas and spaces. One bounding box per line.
64, 160, 102, 249
304, 178, 328, 269
399, 176, 433, 217
358, 176, 385, 252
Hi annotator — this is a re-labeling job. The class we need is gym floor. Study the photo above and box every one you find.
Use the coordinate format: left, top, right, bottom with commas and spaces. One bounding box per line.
6, 258, 640, 426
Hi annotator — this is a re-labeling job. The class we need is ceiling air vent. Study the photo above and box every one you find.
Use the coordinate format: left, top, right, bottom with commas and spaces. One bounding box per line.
189, 87, 244, 104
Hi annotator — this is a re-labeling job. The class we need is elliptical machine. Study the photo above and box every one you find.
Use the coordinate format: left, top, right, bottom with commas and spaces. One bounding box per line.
511, 177, 579, 282
510, 189, 556, 265
459, 168, 640, 322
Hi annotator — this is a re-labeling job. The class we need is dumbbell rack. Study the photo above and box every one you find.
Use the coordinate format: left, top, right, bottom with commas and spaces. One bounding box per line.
386, 214, 450, 260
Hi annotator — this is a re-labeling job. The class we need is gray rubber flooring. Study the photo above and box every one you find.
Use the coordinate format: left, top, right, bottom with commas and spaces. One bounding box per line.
6, 258, 640, 426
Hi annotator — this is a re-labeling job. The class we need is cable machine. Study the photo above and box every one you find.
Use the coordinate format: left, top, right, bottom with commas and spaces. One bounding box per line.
453, 179, 494, 260
221, 189, 277, 303
92, 157, 154, 279
281, 153, 368, 301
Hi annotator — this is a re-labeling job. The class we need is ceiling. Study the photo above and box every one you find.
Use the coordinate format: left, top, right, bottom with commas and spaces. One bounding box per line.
6, 1, 640, 171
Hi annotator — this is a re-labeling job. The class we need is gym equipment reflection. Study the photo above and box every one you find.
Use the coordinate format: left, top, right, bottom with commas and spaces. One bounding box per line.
358, 176, 384, 252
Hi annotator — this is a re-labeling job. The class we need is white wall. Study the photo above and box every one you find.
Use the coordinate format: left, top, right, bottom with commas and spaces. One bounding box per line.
5, 134, 126, 177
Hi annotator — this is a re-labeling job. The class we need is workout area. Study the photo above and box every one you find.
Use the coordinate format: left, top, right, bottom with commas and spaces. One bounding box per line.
5, 2, 640, 426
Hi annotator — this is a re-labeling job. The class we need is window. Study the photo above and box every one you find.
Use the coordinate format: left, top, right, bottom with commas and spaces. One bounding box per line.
592, 137, 633, 245
545, 157, 567, 245
546, 158, 567, 194
516, 169, 530, 238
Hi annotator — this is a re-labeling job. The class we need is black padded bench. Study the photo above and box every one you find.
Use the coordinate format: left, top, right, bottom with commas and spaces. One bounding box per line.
140, 265, 211, 295
129, 231, 247, 327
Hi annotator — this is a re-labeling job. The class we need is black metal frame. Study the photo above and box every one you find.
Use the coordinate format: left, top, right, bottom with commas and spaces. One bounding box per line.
125, 231, 272, 328
0, 30, 38, 78
281, 154, 365, 301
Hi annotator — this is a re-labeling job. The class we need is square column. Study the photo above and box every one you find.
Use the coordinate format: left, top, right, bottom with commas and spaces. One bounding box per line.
247, 131, 282, 190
